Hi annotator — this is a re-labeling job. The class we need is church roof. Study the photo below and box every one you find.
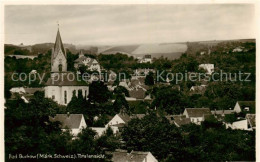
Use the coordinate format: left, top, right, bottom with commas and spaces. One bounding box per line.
45, 73, 88, 86
53, 29, 66, 59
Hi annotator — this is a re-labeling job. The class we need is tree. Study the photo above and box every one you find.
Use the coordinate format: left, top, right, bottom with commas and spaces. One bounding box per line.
145, 72, 154, 85
113, 94, 129, 113
88, 81, 111, 104
121, 113, 183, 161
113, 86, 129, 97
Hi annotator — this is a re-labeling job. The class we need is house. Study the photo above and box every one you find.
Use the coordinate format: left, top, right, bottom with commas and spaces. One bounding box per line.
232, 47, 244, 52
211, 109, 235, 121
233, 101, 255, 113
74, 50, 101, 73
91, 113, 132, 138
111, 149, 158, 162
138, 55, 152, 63
106, 113, 131, 128
198, 64, 214, 75
183, 108, 211, 125
10, 87, 26, 94
10, 87, 44, 102
44, 28, 89, 105
49, 113, 87, 136
166, 115, 191, 127
211, 109, 235, 116
225, 117, 254, 131
246, 114, 256, 130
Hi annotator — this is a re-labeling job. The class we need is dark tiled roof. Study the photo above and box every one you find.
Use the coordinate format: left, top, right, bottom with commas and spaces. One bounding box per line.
246, 114, 256, 128
185, 108, 211, 118
237, 101, 255, 113
118, 114, 131, 123
166, 115, 191, 126
45, 73, 88, 86
129, 88, 146, 99
49, 114, 84, 129
112, 150, 152, 162
173, 115, 191, 126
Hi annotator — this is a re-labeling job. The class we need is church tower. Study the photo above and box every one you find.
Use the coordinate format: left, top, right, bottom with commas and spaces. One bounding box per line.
51, 28, 67, 73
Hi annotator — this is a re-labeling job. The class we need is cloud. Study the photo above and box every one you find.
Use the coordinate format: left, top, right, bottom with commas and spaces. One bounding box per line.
4, 4, 255, 45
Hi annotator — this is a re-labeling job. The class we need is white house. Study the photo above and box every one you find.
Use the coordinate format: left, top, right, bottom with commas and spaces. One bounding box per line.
90, 113, 130, 138
233, 101, 255, 113
111, 149, 158, 162
198, 64, 214, 75
183, 108, 211, 125
106, 113, 131, 128
49, 114, 87, 136
74, 50, 101, 73
138, 55, 152, 63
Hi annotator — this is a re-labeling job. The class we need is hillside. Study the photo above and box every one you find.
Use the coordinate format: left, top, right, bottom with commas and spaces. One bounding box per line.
4, 43, 77, 55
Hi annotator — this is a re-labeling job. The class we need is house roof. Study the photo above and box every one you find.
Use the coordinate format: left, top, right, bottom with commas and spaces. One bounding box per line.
112, 150, 152, 162
117, 113, 131, 123
45, 73, 88, 86
237, 101, 255, 113
246, 114, 256, 128
173, 115, 191, 126
74, 56, 97, 67
165, 115, 191, 126
211, 110, 235, 115
49, 114, 84, 129
129, 88, 146, 99
184, 108, 211, 118
24, 87, 44, 94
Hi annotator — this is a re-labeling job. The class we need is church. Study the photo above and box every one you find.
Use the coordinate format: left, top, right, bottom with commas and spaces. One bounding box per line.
44, 28, 89, 105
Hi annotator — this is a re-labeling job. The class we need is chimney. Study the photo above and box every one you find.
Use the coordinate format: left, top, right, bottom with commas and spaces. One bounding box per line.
67, 112, 70, 117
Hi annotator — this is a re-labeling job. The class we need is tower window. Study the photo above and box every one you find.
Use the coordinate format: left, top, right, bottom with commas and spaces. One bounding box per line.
64, 91, 67, 104
52, 95, 55, 100
59, 64, 62, 72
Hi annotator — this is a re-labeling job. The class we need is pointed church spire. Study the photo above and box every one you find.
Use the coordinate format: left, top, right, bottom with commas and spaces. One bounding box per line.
54, 28, 66, 56
51, 25, 67, 73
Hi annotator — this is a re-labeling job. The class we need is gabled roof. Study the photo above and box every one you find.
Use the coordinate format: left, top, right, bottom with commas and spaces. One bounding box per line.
53, 29, 66, 59
49, 114, 84, 129
129, 88, 146, 99
172, 115, 191, 126
237, 101, 255, 113
211, 110, 235, 115
74, 56, 97, 67
45, 73, 88, 86
117, 113, 131, 123
184, 108, 211, 118
24, 88, 44, 94
246, 114, 256, 128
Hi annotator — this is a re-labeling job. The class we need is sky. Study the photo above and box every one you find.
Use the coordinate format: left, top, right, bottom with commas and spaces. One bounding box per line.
4, 4, 255, 46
